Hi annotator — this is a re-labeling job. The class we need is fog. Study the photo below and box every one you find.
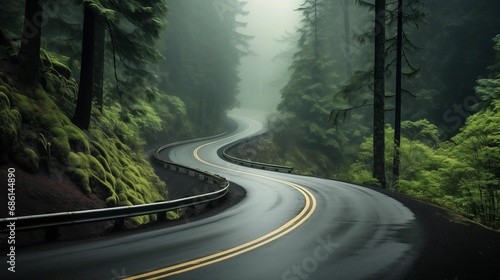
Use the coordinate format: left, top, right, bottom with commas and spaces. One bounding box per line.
236, 0, 303, 112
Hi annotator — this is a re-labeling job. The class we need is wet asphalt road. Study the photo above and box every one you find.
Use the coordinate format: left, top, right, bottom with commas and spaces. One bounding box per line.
2, 112, 423, 280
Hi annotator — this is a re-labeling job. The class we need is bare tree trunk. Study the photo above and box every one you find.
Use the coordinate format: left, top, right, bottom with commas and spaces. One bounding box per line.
393, 0, 403, 188
94, 15, 105, 113
373, 0, 386, 188
73, 3, 96, 129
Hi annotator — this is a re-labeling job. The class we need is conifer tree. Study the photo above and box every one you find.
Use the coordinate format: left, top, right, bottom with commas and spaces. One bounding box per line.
72, 0, 168, 129
158, 0, 246, 132
73, 1, 97, 129
388, 0, 425, 187
373, 0, 386, 187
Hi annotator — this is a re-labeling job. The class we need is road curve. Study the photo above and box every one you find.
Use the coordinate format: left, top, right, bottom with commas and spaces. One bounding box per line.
2, 112, 422, 280
139, 112, 422, 280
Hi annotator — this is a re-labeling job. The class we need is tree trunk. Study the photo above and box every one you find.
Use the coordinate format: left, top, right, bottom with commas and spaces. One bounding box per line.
94, 14, 105, 113
19, 0, 43, 88
373, 0, 386, 188
73, 3, 96, 129
393, 0, 403, 188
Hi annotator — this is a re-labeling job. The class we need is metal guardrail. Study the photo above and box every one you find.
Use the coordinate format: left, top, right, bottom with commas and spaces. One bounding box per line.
0, 135, 230, 240
222, 132, 294, 173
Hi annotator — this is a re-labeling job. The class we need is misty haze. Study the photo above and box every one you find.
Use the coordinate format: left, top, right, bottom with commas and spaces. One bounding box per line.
0, 1, 499, 279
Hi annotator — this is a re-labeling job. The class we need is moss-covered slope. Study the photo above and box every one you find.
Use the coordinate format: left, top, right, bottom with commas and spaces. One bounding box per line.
0, 53, 170, 225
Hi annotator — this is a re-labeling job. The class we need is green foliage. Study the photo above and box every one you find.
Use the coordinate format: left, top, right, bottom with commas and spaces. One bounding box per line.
345, 108, 500, 228
0, 56, 170, 226
40, 50, 72, 79
401, 119, 440, 145
63, 124, 90, 153
473, 36, 500, 112
150, 94, 194, 141
275, 0, 372, 172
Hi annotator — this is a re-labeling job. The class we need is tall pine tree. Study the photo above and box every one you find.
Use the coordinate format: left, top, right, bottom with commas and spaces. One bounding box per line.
373, 0, 386, 187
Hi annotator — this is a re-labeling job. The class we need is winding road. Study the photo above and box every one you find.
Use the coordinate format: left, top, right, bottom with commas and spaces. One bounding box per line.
3, 111, 424, 280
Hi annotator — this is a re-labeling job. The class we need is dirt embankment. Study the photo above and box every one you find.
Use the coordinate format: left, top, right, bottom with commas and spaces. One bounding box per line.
0, 161, 245, 248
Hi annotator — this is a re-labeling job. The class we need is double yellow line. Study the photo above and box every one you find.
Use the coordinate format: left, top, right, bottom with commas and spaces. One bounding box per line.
125, 122, 316, 279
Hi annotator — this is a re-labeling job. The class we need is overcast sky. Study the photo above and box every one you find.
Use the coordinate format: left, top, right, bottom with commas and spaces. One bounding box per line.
236, 0, 303, 111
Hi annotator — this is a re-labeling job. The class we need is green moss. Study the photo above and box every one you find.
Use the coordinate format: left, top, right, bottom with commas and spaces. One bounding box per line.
96, 155, 111, 173
32, 88, 46, 101
121, 200, 134, 207
67, 167, 91, 194
130, 216, 148, 225
105, 194, 118, 207
114, 140, 126, 151
39, 112, 63, 128
50, 127, 67, 138
0, 91, 10, 110
104, 171, 115, 188
63, 125, 89, 153
167, 211, 180, 220
13, 147, 39, 174
0, 76, 169, 227
110, 166, 121, 178
117, 193, 130, 206
93, 174, 114, 195
115, 179, 127, 193
87, 154, 106, 180
120, 174, 136, 190
118, 150, 132, 166
68, 151, 84, 167
126, 191, 145, 205
67, 152, 94, 194
11, 93, 39, 122
0, 86, 14, 97
136, 177, 151, 190
41, 49, 72, 80
51, 136, 71, 162
125, 164, 141, 177
91, 140, 110, 164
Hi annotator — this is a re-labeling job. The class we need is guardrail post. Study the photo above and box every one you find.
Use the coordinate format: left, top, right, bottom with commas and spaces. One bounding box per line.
157, 212, 166, 222
114, 218, 125, 230
45, 226, 59, 242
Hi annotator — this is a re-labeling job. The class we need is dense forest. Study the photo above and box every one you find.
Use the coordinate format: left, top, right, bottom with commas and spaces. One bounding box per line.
0, 0, 245, 224
1, 0, 499, 231
246, 0, 500, 229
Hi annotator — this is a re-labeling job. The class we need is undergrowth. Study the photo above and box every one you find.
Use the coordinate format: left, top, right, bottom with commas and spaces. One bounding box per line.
0, 50, 180, 225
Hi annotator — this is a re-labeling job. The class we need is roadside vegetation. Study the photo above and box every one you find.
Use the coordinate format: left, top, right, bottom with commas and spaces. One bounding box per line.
0, 1, 245, 226
0, 55, 169, 224
230, 1, 500, 229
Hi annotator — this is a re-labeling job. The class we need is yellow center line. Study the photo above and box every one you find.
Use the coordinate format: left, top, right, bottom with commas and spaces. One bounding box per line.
125, 120, 317, 280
